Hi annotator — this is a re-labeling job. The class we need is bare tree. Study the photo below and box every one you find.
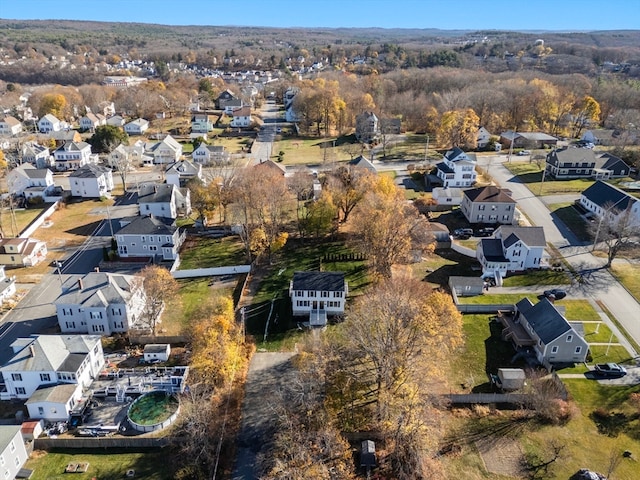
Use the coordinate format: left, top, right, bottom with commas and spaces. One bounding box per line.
135, 265, 180, 337
589, 202, 640, 267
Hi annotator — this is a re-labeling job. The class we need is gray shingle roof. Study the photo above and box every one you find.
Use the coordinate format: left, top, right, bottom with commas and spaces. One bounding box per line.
117, 215, 177, 236
516, 298, 571, 343
1, 335, 100, 373
0, 426, 21, 451
292, 272, 345, 292
464, 186, 516, 203
69, 164, 110, 179
138, 183, 176, 203
25, 384, 78, 404
56, 272, 137, 309
497, 226, 546, 247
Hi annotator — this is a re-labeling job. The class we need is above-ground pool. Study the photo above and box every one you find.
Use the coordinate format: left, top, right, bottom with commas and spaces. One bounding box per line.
127, 391, 180, 433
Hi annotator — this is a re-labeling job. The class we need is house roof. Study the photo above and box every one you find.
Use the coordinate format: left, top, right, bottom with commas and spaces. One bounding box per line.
165, 160, 200, 176
0, 116, 20, 126
126, 118, 149, 127
463, 185, 516, 204
138, 183, 178, 203
40, 113, 60, 123
292, 271, 345, 291
56, 272, 138, 310
449, 276, 484, 288
497, 226, 546, 248
516, 297, 572, 344
348, 155, 377, 172
54, 141, 90, 153
443, 147, 468, 162
480, 239, 508, 262
518, 132, 557, 142
117, 215, 177, 236
597, 152, 629, 172
581, 180, 636, 211
548, 147, 597, 164
232, 105, 251, 117
69, 164, 110, 179
254, 159, 286, 175
0, 426, 21, 451
435, 161, 454, 174
25, 384, 78, 405
1, 334, 101, 373
144, 344, 170, 353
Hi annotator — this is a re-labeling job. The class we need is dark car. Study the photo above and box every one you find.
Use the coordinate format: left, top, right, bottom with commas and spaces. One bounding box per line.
594, 363, 627, 378
475, 227, 495, 237
543, 289, 567, 300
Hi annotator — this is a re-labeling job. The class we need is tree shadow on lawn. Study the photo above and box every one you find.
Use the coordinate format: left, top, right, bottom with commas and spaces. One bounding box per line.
472, 318, 520, 393
508, 171, 542, 184
66, 220, 104, 236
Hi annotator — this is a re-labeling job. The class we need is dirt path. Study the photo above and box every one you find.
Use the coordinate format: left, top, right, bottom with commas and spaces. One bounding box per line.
232, 352, 296, 480
476, 436, 524, 478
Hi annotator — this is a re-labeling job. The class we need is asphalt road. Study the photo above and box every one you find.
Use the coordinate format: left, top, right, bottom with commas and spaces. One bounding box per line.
478, 155, 640, 354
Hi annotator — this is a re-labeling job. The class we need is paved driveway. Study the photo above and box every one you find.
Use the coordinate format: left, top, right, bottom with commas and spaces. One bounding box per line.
232, 352, 296, 480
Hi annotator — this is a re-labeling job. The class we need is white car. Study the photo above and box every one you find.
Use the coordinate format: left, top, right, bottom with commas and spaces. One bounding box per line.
517, 150, 531, 156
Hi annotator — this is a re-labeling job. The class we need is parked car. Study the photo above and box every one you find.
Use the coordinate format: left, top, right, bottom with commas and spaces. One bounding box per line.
543, 289, 567, 300
594, 363, 627, 377
517, 150, 531, 156
454, 228, 474, 238
475, 227, 495, 237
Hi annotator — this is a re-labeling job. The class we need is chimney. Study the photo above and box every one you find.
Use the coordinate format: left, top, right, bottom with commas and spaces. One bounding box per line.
77, 278, 83, 290
29, 344, 35, 357
94, 267, 100, 273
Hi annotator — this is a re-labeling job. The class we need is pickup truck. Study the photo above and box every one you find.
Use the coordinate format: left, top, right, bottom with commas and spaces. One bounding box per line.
594, 363, 627, 377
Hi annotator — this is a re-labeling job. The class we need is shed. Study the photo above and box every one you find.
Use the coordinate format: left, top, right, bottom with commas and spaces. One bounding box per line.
360, 440, 376, 468
496, 368, 526, 391
143, 344, 171, 363
21, 420, 44, 441
449, 276, 484, 297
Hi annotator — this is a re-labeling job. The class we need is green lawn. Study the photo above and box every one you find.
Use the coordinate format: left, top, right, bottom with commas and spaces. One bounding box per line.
548, 202, 592, 242
504, 163, 595, 195
583, 322, 615, 343
2, 206, 44, 237
25, 449, 173, 480
561, 300, 601, 321
178, 235, 247, 269
411, 248, 481, 287
272, 136, 353, 165
589, 345, 634, 365
501, 268, 571, 287
457, 293, 537, 304
610, 263, 640, 304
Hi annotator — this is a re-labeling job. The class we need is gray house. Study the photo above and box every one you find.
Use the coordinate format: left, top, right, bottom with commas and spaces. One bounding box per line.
545, 148, 630, 180
116, 215, 185, 261
461, 186, 517, 225
499, 298, 588, 367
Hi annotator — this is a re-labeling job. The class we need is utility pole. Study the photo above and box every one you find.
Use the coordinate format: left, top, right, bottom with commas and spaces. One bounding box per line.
424, 134, 429, 165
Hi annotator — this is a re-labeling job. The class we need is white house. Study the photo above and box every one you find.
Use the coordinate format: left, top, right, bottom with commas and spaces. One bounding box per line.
355, 111, 380, 143
106, 115, 126, 127
435, 147, 477, 188
165, 160, 202, 187
53, 141, 94, 171
143, 344, 171, 363
124, 118, 149, 135
0, 237, 48, 267
6, 164, 55, 200
21, 142, 52, 169
69, 164, 114, 198
79, 112, 106, 132
0, 266, 17, 307
289, 271, 347, 327
476, 226, 546, 280
55, 273, 146, 336
107, 141, 152, 169
37, 113, 62, 133
192, 144, 229, 165
0, 426, 28, 479
0, 334, 104, 400
116, 215, 186, 261
477, 126, 492, 149
191, 114, 214, 133
25, 383, 83, 422
579, 180, 640, 227
148, 135, 182, 164
230, 106, 252, 128
432, 187, 464, 206
0, 116, 22, 136
138, 183, 191, 219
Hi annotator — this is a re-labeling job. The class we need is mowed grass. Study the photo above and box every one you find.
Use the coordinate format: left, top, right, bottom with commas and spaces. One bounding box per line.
411, 249, 481, 288
273, 137, 352, 165
1, 206, 43, 237
610, 262, 640, 304
25, 449, 173, 480
178, 235, 247, 269
504, 162, 595, 195
548, 202, 592, 242
501, 268, 572, 287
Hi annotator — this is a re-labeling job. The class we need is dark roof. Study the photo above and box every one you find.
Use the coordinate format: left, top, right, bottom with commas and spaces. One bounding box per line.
581, 180, 636, 211
480, 239, 508, 262
117, 215, 177, 236
598, 153, 630, 172
292, 271, 345, 292
464, 185, 516, 203
443, 147, 466, 161
138, 183, 176, 203
516, 298, 571, 343
497, 226, 546, 247
436, 161, 454, 174
69, 164, 110, 179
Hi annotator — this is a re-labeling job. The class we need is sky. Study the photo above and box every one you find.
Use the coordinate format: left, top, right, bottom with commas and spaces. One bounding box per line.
1, 0, 639, 31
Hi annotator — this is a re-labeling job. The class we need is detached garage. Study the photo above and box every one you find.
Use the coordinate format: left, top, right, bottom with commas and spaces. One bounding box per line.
143, 344, 171, 363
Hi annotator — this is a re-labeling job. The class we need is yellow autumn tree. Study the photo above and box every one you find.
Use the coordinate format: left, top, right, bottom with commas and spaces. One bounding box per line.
38, 93, 67, 119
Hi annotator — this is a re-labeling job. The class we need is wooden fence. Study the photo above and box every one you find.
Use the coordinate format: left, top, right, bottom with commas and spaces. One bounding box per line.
34, 436, 172, 450
447, 393, 530, 406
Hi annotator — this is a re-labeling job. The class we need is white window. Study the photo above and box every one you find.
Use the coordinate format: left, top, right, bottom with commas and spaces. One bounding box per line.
575, 346, 582, 354
551, 346, 558, 354
566, 335, 573, 342
11, 373, 22, 381
10, 441, 15, 453
40, 373, 51, 382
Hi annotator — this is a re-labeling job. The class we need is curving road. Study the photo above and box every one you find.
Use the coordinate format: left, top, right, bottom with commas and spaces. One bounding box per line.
477, 155, 640, 356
